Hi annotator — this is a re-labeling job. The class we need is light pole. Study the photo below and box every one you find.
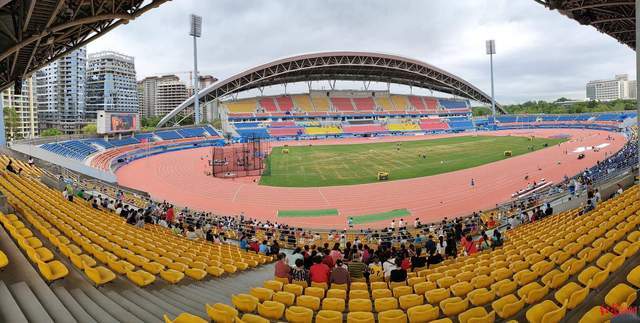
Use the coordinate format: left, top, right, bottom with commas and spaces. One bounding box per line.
190, 14, 202, 125
486, 39, 496, 124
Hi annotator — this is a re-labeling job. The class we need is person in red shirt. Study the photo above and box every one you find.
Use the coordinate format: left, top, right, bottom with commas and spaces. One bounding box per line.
310, 256, 330, 283
165, 206, 174, 223
249, 239, 260, 253
274, 253, 290, 280
321, 249, 334, 268
463, 235, 478, 255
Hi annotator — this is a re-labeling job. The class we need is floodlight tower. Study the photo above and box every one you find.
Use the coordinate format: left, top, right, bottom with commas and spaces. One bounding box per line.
486, 40, 496, 123
190, 14, 202, 124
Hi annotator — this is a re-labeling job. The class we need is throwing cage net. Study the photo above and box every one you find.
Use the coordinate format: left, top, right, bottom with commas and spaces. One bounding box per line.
210, 137, 270, 178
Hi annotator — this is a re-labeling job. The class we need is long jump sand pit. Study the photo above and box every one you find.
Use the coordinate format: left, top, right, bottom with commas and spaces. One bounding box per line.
116, 129, 626, 229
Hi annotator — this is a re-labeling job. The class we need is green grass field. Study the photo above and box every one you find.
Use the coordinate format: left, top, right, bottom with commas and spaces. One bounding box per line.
259, 135, 566, 187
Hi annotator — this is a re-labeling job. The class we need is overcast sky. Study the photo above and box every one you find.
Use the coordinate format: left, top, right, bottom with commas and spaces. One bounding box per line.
88, 0, 635, 104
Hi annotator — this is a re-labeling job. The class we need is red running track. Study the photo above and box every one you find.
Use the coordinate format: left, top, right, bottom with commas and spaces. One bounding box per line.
116, 129, 626, 229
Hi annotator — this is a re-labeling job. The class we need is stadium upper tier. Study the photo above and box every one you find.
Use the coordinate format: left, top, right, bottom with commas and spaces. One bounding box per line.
230, 111, 635, 140
223, 94, 471, 116
39, 125, 221, 161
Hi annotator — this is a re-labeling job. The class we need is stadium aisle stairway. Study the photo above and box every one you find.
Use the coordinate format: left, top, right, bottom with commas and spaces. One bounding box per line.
192, 186, 640, 322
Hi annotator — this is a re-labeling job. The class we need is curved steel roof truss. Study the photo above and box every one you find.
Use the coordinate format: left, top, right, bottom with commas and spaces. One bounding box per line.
158, 52, 502, 127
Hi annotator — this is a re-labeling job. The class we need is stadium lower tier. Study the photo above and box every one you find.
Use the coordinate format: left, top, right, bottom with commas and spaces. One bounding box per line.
116, 129, 628, 229
0, 154, 638, 322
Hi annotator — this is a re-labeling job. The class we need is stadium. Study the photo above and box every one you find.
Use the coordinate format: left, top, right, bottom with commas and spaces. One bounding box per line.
0, 1, 639, 323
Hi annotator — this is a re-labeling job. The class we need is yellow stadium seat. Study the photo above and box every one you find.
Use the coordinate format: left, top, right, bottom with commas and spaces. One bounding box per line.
491, 294, 525, 319
257, 301, 285, 320
490, 279, 517, 297
107, 259, 134, 275
25, 246, 54, 263
554, 282, 589, 309
346, 311, 374, 323
231, 294, 259, 313
451, 282, 474, 298
305, 286, 325, 299
250, 287, 274, 302
425, 288, 450, 304
185, 268, 207, 280
579, 306, 613, 323
560, 258, 586, 275
351, 282, 368, 290
378, 309, 407, 323
322, 297, 345, 312
160, 269, 185, 284
407, 304, 439, 323
541, 270, 569, 289
399, 294, 423, 310
627, 265, 640, 288
605, 283, 637, 308
439, 297, 468, 316
393, 286, 413, 298
85, 265, 116, 286
223, 264, 237, 274
240, 314, 268, 323
436, 276, 457, 289
458, 307, 495, 323
36, 260, 69, 282
513, 269, 538, 286
316, 310, 342, 323
490, 268, 512, 281
297, 295, 321, 311
327, 289, 347, 300
207, 266, 225, 277
206, 303, 238, 323
284, 283, 304, 296
597, 253, 625, 272
407, 277, 425, 287
142, 261, 165, 275
470, 275, 493, 289
0, 250, 8, 269
330, 283, 347, 291
517, 282, 549, 304
349, 298, 372, 312
69, 253, 96, 269
371, 282, 388, 290
374, 297, 398, 312
531, 260, 554, 276
273, 291, 296, 306
349, 289, 369, 300
285, 306, 314, 323
578, 266, 609, 289
525, 300, 567, 323
467, 288, 495, 306
164, 313, 208, 323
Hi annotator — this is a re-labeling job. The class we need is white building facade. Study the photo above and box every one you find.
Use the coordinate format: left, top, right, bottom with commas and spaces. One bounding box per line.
2, 78, 38, 139
586, 74, 637, 101
86, 51, 138, 119
35, 48, 87, 134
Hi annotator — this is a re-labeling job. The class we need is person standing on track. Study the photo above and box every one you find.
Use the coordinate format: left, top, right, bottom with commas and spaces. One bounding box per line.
470, 178, 475, 188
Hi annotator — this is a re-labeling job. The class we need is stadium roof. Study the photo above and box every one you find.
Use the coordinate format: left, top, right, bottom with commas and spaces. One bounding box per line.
0, 0, 169, 92
157, 51, 503, 127
535, 0, 635, 49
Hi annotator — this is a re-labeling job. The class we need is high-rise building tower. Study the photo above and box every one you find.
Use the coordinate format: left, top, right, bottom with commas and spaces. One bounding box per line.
155, 77, 188, 117
2, 78, 38, 139
35, 48, 87, 134
138, 74, 180, 118
86, 51, 138, 119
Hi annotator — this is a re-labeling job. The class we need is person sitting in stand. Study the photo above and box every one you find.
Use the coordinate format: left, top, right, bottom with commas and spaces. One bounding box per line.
310, 256, 331, 284
330, 260, 351, 285
274, 253, 290, 281
389, 258, 407, 283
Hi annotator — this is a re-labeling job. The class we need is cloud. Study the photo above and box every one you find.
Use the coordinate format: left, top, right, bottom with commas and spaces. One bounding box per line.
88, 0, 635, 104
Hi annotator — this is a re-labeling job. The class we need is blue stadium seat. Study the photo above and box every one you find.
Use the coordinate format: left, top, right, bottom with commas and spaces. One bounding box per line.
155, 130, 183, 140
177, 128, 207, 138
235, 127, 270, 139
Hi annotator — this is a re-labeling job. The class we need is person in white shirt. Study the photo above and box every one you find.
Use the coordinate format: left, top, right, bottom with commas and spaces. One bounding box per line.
383, 257, 397, 278
399, 219, 405, 229
390, 220, 396, 230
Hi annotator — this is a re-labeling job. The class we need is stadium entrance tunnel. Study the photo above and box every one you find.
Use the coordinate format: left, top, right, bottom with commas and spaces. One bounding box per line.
157, 51, 504, 127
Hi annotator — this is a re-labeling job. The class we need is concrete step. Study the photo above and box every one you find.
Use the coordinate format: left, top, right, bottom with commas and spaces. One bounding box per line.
0, 280, 28, 323
130, 287, 185, 317
119, 289, 177, 319
52, 286, 97, 323
103, 289, 161, 322
9, 281, 53, 323
82, 287, 144, 323
150, 288, 206, 316
69, 288, 119, 323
